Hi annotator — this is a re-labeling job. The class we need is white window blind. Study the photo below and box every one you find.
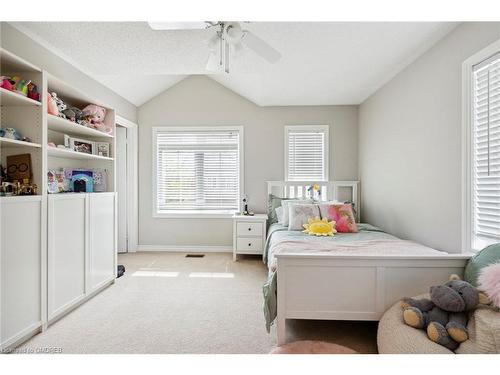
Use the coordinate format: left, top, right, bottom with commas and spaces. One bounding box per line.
472, 53, 500, 248
154, 128, 241, 214
286, 126, 328, 181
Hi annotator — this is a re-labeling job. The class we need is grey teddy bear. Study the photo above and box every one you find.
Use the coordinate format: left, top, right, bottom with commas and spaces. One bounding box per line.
401, 275, 487, 351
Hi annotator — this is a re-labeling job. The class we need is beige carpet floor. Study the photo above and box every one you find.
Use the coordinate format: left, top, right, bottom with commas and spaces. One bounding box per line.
18, 252, 378, 354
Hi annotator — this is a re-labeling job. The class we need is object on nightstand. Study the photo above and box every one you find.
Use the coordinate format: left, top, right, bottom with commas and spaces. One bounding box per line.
242, 195, 254, 216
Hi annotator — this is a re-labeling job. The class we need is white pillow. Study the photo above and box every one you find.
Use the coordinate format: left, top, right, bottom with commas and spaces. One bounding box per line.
275, 206, 284, 224
281, 199, 312, 226
288, 204, 320, 231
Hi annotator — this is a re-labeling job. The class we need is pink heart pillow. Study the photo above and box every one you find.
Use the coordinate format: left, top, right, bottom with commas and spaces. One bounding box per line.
318, 204, 358, 233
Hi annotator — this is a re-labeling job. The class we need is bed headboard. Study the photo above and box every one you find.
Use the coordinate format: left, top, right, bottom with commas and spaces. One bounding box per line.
267, 181, 360, 222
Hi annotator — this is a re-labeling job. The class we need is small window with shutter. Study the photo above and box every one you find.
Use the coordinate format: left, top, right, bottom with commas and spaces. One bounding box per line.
285, 125, 329, 181
153, 127, 242, 216
471, 52, 500, 250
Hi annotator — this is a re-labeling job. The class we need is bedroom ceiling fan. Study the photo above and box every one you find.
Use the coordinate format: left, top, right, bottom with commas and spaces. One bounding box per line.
148, 22, 282, 73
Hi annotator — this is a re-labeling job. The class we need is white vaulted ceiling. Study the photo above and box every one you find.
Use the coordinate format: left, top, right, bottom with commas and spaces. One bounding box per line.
11, 22, 458, 107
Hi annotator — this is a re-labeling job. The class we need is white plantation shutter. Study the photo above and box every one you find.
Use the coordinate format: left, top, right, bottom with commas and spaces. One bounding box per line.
472, 53, 500, 248
286, 126, 328, 181
155, 129, 241, 213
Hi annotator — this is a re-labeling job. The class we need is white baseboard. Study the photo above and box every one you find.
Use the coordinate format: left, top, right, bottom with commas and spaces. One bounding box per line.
136, 245, 233, 253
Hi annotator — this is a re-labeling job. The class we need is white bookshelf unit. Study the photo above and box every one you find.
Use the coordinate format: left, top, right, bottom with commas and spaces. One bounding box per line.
0, 48, 117, 351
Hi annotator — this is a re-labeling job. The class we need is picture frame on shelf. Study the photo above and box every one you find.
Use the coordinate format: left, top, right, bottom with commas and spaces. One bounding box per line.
64, 135, 95, 155
96, 142, 110, 158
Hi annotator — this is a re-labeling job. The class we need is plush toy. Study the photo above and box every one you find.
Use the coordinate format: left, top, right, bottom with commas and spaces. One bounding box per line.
47, 92, 59, 116
1, 76, 13, 91
302, 217, 336, 236
50, 92, 67, 119
82, 104, 111, 134
401, 275, 488, 350
62, 107, 84, 123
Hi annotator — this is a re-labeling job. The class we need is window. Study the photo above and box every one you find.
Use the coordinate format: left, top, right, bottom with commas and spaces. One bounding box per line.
153, 127, 243, 217
285, 125, 329, 181
463, 42, 500, 252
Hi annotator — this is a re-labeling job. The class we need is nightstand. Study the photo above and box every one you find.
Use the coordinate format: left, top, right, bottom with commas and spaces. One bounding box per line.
232, 213, 268, 261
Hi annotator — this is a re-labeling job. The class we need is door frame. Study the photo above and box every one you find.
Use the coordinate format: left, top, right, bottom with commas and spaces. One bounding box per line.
116, 115, 139, 253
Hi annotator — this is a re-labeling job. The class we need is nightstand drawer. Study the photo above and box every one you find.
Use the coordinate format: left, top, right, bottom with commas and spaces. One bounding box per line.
236, 222, 263, 236
236, 237, 263, 253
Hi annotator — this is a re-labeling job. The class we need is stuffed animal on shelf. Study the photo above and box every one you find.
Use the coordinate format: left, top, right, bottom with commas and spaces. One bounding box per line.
47, 92, 59, 116
3, 128, 22, 141
50, 92, 67, 119
1, 76, 13, 91
27, 82, 40, 102
62, 107, 84, 123
82, 104, 111, 134
401, 275, 489, 351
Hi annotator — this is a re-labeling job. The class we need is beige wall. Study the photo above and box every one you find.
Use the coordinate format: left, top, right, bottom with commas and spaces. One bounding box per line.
359, 22, 500, 253
138, 75, 358, 247
0, 23, 137, 122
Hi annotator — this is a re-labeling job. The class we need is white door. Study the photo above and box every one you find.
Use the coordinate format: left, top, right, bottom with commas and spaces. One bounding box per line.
116, 126, 128, 253
88, 193, 116, 291
47, 195, 86, 320
1, 197, 42, 348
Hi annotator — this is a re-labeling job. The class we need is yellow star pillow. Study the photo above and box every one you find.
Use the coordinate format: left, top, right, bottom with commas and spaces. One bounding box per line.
302, 217, 337, 236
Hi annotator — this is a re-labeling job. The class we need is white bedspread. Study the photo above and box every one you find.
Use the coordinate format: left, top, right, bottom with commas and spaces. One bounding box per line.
269, 238, 445, 271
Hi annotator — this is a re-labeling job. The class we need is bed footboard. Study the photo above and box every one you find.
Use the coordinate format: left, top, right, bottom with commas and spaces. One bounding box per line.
275, 254, 471, 345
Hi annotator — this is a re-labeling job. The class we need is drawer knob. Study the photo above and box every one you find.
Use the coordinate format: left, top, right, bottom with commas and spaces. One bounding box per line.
248, 243, 252, 246
248, 227, 252, 231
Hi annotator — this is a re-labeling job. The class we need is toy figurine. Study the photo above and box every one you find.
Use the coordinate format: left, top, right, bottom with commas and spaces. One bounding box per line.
3, 128, 22, 140
27, 82, 40, 102
1, 76, 13, 91
14, 79, 31, 96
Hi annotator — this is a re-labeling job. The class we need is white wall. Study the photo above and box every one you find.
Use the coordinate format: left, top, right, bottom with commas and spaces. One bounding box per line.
138, 75, 358, 247
359, 22, 500, 253
0, 23, 137, 122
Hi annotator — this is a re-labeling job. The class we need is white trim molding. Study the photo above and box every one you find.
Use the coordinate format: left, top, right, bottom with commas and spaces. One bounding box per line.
116, 115, 139, 253
461, 38, 500, 253
137, 245, 233, 253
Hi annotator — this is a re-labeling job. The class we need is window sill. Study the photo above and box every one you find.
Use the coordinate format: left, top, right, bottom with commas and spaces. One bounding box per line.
153, 210, 236, 219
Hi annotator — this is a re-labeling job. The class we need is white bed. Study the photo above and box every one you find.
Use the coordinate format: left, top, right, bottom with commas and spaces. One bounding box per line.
266, 181, 471, 345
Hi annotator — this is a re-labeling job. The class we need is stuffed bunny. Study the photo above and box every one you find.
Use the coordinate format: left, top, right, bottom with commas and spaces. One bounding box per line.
401, 275, 488, 351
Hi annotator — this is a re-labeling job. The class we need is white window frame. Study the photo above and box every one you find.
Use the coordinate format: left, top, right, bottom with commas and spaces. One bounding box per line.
462, 38, 500, 253
284, 125, 330, 182
152, 126, 244, 219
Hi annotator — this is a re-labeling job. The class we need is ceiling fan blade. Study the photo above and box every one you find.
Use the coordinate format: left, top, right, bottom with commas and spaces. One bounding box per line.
148, 22, 208, 30
241, 30, 281, 63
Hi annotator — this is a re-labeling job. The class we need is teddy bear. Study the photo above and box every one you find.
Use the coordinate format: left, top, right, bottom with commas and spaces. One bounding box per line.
401, 275, 488, 351
81, 104, 111, 134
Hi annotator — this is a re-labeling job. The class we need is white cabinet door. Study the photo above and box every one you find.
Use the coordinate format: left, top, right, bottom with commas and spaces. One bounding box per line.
88, 193, 116, 292
47, 195, 86, 320
1, 197, 42, 349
